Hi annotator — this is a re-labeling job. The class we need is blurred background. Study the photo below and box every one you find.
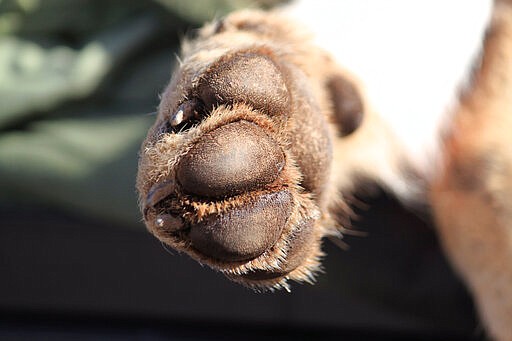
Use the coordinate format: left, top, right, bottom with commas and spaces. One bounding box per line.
0, 0, 483, 339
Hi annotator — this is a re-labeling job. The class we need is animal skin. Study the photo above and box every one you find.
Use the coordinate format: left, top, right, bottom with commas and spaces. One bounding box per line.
136, 1, 512, 339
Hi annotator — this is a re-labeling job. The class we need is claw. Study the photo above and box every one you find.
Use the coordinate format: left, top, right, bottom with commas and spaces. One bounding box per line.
155, 214, 184, 232
170, 99, 202, 128
170, 108, 185, 127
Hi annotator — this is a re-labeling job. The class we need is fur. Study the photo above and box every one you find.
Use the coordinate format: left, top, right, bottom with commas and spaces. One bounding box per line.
137, 1, 512, 339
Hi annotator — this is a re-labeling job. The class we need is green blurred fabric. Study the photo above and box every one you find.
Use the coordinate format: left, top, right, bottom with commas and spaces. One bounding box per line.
0, 0, 263, 227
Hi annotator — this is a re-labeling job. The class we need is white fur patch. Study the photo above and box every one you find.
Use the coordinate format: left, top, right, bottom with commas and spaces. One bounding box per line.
284, 0, 493, 195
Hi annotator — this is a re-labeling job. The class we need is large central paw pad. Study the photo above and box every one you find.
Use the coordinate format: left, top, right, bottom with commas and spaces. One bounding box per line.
137, 17, 337, 290
177, 120, 285, 198
177, 120, 288, 261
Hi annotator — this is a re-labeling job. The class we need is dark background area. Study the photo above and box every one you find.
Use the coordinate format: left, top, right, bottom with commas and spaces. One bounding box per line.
0, 1, 483, 339
0, 194, 483, 340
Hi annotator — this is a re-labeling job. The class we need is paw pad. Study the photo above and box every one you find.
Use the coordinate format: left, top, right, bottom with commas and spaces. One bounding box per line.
189, 191, 292, 261
197, 52, 290, 116
177, 120, 285, 198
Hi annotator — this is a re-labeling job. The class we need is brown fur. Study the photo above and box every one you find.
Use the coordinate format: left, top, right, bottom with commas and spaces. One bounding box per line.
137, 2, 512, 339
137, 11, 340, 289
430, 3, 512, 340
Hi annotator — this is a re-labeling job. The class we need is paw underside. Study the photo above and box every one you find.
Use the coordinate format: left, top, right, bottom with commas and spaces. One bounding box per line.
136, 11, 363, 290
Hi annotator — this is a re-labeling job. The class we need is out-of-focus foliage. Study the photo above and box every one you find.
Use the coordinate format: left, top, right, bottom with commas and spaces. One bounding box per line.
0, 0, 272, 226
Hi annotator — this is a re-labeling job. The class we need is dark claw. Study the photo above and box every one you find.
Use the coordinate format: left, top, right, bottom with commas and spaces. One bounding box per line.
170, 99, 202, 130
155, 213, 184, 232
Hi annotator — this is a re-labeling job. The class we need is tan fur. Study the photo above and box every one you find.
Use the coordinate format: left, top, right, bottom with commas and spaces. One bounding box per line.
430, 3, 512, 340
137, 2, 512, 339
137, 11, 341, 290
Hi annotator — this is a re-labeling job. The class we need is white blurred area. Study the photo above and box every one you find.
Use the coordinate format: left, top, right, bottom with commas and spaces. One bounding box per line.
284, 0, 493, 175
